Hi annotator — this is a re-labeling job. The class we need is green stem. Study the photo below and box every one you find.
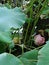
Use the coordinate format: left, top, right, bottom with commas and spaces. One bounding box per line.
9, 48, 11, 53
23, 0, 36, 45
18, 29, 20, 43
28, 0, 47, 43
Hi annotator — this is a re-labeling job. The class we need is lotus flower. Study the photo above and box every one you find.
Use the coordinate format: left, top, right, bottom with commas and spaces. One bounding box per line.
34, 34, 45, 46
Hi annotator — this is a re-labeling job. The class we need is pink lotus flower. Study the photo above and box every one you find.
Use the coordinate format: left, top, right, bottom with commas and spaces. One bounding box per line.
34, 34, 45, 46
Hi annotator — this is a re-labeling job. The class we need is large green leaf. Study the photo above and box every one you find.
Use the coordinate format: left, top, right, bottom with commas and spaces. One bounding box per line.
0, 32, 12, 43
37, 41, 49, 65
20, 57, 37, 65
20, 49, 38, 65
0, 53, 23, 65
0, 7, 26, 31
0, 31, 14, 48
20, 49, 38, 59
0, 6, 26, 48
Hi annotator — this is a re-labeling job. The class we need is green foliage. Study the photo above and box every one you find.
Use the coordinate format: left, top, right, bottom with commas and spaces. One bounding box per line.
41, 6, 49, 15
0, 31, 14, 48
45, 29, 49, 33
20, 49, 38, 59
0, 32, 12, 44
0, 7, 26, 31
23, 0, 47, 45
0, 49, 38, 65
0, 42, 7, 53
37, 41, 49, 65
0, 0, 49, 65
0, 6, 26, 50
20, 57, 37, 65
0, 53, 23, 65
4, 3, 11, 9
20, 49, 38, 65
